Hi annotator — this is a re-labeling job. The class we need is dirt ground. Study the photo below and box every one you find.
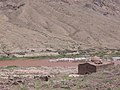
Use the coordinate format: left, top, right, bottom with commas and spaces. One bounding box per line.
0, 65, 120, 90
0, 59, 120, 90
0, 59, 82, 67
0, 59, 119, 67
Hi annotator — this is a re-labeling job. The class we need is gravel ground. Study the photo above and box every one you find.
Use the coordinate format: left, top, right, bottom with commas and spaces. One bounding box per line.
0, 65, 120, 90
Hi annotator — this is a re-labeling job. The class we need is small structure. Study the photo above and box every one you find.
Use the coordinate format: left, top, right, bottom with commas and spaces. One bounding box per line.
91, 56, 103, 64
78, 62, 114, 75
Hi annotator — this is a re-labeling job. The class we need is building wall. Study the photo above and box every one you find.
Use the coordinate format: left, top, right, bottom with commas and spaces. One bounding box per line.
96, 62, 114, 71
78, 63, 96, 75
78, 62, 114, 75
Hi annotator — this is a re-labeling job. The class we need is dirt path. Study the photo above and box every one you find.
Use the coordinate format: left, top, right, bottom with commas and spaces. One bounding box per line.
0, 59, 80, 67
0, 59, 119, 67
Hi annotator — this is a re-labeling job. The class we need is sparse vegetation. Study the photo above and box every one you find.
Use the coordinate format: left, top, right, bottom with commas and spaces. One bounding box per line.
107, 88, 112, 90
19, 85, 28, 90
0, 53, 83, 60
0, 56, 17, 60
0, 48, 120, 61
5, 66, 18, 69
35, 81, 41, 90
0, 65, 119, 90
0, 0, 120, 90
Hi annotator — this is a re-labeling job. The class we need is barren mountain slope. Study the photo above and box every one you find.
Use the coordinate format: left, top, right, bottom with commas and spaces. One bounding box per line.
0, 0, 120, 53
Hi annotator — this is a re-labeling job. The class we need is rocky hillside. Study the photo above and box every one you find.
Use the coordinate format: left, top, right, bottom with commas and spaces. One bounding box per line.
0, 0, 120, 54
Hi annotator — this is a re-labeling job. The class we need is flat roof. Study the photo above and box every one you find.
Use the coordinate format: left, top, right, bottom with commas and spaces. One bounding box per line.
79, 61, 114, 66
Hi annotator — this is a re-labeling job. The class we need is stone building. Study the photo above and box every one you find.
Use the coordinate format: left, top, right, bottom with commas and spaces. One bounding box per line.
78, 62, 114, 75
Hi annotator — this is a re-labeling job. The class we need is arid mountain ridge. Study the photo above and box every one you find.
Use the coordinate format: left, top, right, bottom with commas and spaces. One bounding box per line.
0, 0, 120, 54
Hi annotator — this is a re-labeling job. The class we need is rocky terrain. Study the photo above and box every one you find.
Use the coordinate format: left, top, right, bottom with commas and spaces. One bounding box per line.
0, 0, 120, 54
0, 65, 120, 90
